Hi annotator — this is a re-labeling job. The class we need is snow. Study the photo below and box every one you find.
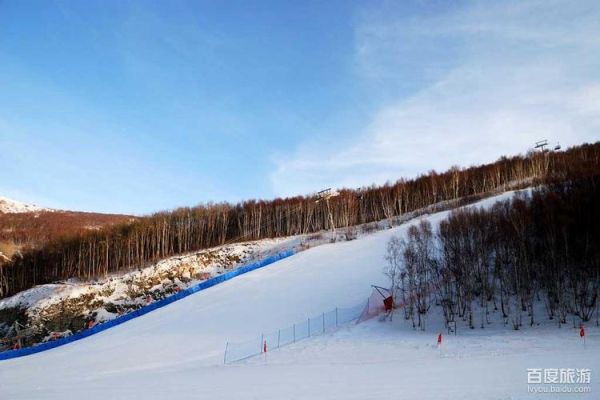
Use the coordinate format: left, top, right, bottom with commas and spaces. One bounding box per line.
0, 196, 50, 213
0, 189, 597, 399
0, 237, 299, 323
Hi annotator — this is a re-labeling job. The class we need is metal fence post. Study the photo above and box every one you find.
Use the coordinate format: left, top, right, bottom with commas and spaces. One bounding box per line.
221, 299, 377, 364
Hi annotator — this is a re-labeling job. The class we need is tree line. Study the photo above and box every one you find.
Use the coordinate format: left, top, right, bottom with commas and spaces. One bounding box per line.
387, 175, 600, 331
1, 142, 600, 298
0, 211, 133, 250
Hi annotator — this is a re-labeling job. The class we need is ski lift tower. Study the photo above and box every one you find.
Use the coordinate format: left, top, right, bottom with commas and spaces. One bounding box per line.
316, 188, 339, 242
534, 139, 549, 152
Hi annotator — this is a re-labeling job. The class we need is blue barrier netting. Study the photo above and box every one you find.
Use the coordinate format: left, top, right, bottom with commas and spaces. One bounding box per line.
0, 248, 295, 361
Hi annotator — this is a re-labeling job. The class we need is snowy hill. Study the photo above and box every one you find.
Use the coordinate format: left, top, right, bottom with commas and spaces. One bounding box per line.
0, 196, 50, 213
0, 237, 300, 343
0, 189, 597, 400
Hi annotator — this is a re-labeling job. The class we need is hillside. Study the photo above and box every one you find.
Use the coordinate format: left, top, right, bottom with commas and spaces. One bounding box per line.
0, 204, 134, 259
3, 141, 600, 299
0, 196, 49, 214
0, 237, 299, 350
0, 190, 596, 399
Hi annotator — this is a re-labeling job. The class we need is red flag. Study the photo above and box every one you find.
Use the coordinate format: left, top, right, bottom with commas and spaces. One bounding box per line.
580, 326, 585, 337
437, 333, 442, 345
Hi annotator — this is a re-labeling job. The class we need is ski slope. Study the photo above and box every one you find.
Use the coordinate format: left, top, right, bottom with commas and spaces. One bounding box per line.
0, 190, 597, 399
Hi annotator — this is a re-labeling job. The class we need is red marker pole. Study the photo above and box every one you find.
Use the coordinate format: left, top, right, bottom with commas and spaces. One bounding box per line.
580, 325, 585, 348
437, 332, 443, 357
263, 340, 268, 363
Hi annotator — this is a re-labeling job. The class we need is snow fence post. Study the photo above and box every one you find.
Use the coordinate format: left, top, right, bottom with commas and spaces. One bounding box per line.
224, 342, 228, 364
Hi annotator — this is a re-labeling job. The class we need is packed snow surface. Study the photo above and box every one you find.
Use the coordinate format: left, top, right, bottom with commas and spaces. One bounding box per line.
0, 190, 597, 399
0, 238, 295, 314
0, 196, 49, 213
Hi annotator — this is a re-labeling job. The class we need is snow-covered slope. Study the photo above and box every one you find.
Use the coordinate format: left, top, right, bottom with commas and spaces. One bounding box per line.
0, 190, 597, 400
0, 196, 49, 213
0, 237, 300, 344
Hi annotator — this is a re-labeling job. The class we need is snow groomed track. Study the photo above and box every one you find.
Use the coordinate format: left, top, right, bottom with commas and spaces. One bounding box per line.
0, 248, 294, 361
0, 190, 597, 400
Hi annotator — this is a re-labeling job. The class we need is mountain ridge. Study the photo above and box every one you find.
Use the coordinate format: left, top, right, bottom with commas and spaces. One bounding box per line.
0, 196, 51, 214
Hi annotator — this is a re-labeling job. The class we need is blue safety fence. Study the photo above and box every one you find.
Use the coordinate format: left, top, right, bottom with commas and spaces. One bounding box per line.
224, 300, 367, 363
0, 248, 295, 361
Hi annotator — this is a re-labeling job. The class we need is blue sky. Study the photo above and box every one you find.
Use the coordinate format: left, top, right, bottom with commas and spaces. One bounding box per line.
1, 0, 599, 214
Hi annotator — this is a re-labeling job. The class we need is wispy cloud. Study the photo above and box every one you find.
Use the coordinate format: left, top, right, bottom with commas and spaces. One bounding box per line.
271, 0, 600, 196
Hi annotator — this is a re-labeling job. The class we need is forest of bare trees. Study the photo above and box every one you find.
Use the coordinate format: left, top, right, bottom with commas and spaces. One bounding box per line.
0, 211, 133, 251
1, 142, 599, 298
387, 175, 600, 331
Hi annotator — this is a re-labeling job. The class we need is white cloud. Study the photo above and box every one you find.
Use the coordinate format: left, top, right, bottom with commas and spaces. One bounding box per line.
271, 0, 600, 196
